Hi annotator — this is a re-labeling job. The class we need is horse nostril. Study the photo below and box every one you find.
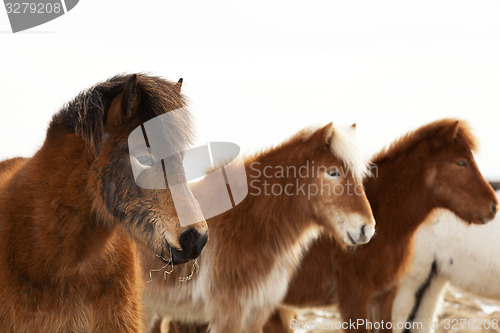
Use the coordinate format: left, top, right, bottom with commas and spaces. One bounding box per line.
179, 228, 197, 248
360, 224, 366, 237
178, 228, 208, 259
196, 232, 209, 254
492, 202, 497, 214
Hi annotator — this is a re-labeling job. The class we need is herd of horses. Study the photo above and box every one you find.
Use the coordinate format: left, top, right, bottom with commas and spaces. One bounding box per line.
0, 73, 498, 333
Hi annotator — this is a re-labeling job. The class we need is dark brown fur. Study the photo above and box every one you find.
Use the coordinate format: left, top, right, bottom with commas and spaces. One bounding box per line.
0, 74, 208, 332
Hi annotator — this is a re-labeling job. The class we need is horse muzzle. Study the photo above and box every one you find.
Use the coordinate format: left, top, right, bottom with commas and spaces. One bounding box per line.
166, 228, 209, 265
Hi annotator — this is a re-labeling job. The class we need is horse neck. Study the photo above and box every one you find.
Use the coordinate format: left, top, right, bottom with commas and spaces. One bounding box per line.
366, 156, 435, 243
3, 129, 115, 275
234, 157, 317, 253
31, 129, 94, 211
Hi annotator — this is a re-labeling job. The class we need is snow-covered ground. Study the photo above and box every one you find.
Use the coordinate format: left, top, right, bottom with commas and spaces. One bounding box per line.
291, 286, 500, 333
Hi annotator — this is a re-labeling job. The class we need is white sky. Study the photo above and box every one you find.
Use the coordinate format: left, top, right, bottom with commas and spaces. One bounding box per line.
1, 0, 499, 178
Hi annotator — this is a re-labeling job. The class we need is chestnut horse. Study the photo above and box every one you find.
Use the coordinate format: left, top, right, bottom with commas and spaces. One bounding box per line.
142, 123, 376, 333
169, 119, 497, 333
0, 74, 208, 332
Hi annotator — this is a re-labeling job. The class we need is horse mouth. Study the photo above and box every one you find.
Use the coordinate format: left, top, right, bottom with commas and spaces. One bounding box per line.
478, 210, 495, 224
479, 213, 493, 224
158, 247, 197, 266
157, 245, 185, 266
346, 229, 371, 246
160, 231, 208, 265
347, 232, 357, 245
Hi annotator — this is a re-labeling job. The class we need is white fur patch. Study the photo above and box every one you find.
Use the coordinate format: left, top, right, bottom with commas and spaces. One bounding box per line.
300, 124, 371, 180
327, 124, 371, 180
392, 191, 500, 333
240, 225, 322, 325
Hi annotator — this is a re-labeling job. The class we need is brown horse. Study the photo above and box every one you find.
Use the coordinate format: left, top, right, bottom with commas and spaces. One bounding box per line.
169, 119, 498, 333
141, 123, 376, 333
0, 74, 208, 332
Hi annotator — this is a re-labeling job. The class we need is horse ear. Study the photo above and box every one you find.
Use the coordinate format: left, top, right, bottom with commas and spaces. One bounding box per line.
431, 120, 460, 151
107, 74, 141, 128
440, 120, 460, 143
449, 120, 460, 141
174, 78, 183, 93
121, 74, 141, 119
77, 75, 142, 156
323, 122, 335, 145
311, 122, 334, 146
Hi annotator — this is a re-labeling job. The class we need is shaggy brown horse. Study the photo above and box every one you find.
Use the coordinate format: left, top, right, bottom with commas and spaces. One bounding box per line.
168, 119, 497, 333
0, 74, 208, 332
141, 123, 376, 333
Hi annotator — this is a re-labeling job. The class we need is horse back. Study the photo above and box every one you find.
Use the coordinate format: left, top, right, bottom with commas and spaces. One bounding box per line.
0, 157, 28, 214
0, 156, 25, 232
0, 157, 28, 186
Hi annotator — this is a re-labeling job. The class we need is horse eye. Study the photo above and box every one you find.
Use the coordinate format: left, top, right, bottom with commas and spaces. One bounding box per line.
136, 155, 155, 167
456, 160, 467, 167
327, 168, 340, 178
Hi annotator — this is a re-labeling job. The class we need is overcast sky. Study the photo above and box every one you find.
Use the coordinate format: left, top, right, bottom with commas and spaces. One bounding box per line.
1, 0, 499, 178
